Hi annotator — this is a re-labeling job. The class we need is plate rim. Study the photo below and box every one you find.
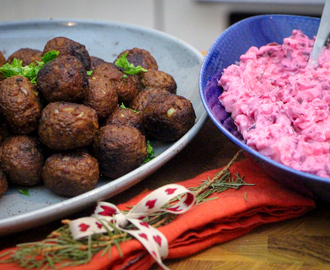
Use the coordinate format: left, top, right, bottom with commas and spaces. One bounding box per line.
0, 18, 208, 235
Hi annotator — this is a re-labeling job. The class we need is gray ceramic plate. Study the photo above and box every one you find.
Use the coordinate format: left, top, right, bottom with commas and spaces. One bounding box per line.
0, 19, 207, 235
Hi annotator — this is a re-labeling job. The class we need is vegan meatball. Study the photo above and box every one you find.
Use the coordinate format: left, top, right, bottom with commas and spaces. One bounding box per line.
0, 75, 42, 134
92, 124, 147, 179
143, 94, 196, 142
0, 51, 6, 81
37, 54, 89, 102
83, 77, 118, 120
42, 151, 99, 197
0, 168, 8, 196
90, 56, 105, 70
43, 36, 91, 70
91, 62, 122, 81
139, 69, 177, 94
0, 121, 11, 144
92, 62, 139, 105
116, 48, 158, 70
129, 88, 172, 114
7, 48, 42, 66
0, 135, 44, 186
105, 105, 144, 133
38, 102, 99, 151
0, 51, 6, 66
115, 73, 140, 105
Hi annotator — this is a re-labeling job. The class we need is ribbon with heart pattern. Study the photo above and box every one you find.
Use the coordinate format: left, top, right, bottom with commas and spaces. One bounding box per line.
69, 184, 196, 269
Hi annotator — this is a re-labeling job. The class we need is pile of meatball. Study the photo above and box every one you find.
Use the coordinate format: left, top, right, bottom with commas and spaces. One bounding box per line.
0, 37, 196, 198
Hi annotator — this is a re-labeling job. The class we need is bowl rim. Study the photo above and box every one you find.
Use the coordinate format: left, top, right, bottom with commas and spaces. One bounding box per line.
199, 14, 330, 185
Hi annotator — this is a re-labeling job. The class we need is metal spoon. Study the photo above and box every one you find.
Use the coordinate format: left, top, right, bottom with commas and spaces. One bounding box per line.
308, 0, 330, 68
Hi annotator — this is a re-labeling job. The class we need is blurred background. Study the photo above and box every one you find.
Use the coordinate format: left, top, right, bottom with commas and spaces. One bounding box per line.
0, 0, 324, 51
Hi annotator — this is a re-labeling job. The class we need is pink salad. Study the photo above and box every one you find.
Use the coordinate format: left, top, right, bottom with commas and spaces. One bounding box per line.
219, 30, 330, 178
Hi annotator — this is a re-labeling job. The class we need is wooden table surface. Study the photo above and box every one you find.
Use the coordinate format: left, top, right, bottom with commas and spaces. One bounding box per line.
1, 118, 329, 270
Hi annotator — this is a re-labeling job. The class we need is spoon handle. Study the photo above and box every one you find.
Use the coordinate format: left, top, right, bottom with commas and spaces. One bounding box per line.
308, 0, 330, 67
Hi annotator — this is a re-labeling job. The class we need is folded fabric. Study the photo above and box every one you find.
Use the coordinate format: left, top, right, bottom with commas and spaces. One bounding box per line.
0, 158, 316, 270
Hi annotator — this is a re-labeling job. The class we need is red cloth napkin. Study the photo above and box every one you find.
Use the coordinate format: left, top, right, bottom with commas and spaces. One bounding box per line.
0, 158, 315, 270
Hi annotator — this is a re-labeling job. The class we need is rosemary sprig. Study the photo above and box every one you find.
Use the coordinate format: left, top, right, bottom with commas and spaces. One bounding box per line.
1, 224, 131, 269
0, 150, 253, 269
193, 149, 243, 196
191, 170, 254, 205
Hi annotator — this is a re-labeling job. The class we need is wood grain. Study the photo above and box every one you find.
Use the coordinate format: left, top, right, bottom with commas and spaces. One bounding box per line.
151, 193, 330, 269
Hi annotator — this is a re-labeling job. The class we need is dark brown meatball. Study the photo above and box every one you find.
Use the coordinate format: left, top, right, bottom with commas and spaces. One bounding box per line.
92, 124, 147, 179
90, 56, 105, 70
83, 77, 118, 120
116, 48, 158, 70
0, 51, 6, 66
0, 75, 42, 134
139, 69, 177, 94
143, 94, 196, 142
129, 88, 172, 114
38, 102, 99, 151
0, 51, 6, 81
92, 62, 139, 105
91, 62, 122, 81
43, 36, 91, 70
115, 73, 140, 105
37, 54, 89, 102
0, 167, 8, 196
42, 151, 99, 197
7, 48, 42, 66
0, 135, 44, 186
105, 106, 144, 133
0, 121, 11, 144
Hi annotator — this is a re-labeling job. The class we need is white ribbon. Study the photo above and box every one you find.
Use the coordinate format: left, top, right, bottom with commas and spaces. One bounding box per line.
69, 184, 196, 269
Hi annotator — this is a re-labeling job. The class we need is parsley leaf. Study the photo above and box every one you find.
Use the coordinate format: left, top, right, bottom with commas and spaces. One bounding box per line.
115, 52, 147, 75
119, 102, 139, 113
0, 59, 36, 80
18, 188, 30, 196
0, 50, 59, 84
41, 50, 59, 63
144, 140, 156, 163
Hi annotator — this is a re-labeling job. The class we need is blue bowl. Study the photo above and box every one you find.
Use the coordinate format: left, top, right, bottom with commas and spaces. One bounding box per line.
200, 14, 330, 202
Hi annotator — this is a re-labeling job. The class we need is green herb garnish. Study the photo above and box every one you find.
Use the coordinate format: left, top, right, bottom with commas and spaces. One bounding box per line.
0, 50, 59, 84
18, 188, 30, 196
86, 70, 93, 76
119, 103, 139, 114
190, 171, 254, 205
119, 103, 128, 109
115, 52, 147, 75
144, 140, 156, 163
